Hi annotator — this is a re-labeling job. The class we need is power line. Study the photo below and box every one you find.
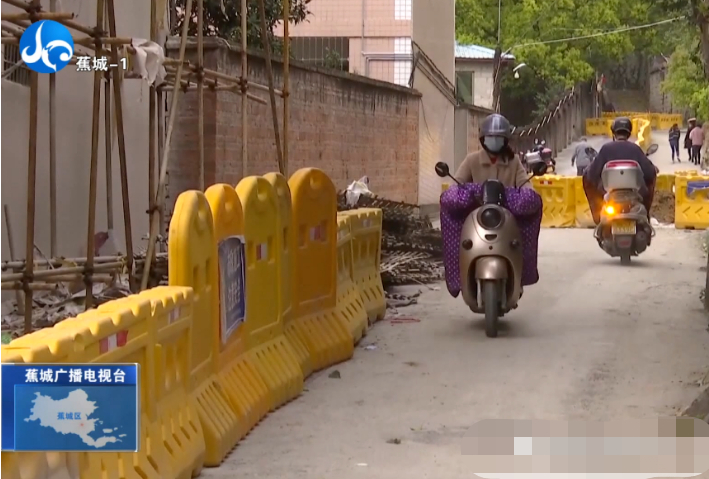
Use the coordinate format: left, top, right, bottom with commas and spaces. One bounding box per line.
507, 16, 685, 52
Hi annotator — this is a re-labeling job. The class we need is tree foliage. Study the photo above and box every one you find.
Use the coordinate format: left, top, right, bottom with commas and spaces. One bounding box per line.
456, 0, 688, 122
662, 43, 709, 119
174, 0, 311, 51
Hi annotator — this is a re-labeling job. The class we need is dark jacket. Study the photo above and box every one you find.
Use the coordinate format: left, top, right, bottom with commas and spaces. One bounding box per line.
685, 126, 696, 149
669, 128, 681, 143
583, 140, 657, 191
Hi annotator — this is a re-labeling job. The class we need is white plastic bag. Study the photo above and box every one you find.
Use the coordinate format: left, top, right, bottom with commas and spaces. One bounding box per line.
345, 176, 372, 207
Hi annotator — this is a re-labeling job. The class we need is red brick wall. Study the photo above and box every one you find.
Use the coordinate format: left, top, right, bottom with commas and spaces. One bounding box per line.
168, 37, 420, 217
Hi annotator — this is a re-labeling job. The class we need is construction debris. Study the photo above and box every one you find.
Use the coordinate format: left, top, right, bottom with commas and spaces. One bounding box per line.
338, 192, 444, 290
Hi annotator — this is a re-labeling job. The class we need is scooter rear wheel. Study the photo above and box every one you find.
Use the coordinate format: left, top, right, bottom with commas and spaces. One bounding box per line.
483, 281, 499, 338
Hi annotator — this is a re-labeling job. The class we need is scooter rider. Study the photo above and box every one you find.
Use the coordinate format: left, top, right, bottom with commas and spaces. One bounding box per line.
454, 113, 539, 187
582, 116, 657, 224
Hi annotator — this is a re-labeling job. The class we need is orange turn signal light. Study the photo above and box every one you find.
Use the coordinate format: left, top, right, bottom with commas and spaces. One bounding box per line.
604, 205, 615, 215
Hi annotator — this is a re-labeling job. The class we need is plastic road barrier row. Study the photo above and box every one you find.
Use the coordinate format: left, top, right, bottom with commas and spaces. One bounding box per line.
600, 111, 684, 129
1, 167, 385, 479
676, 176, 709, 229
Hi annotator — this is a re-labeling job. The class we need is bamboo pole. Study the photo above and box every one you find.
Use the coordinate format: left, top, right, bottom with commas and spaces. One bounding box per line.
2, 282, 58, 291
282, 0, 290, 177
84, 0, 106, 309
0, 35, 133, 48
106, 0, 135, 290
157, 88, 165, 248
104, 74, 114, 230
23, 67, 38, 334
197, 0, 205, 190
3, 204, 25, 314
256, 0, 284, 175
2, 256, 128, 269
140, 0, 195, 291
241, 0, 248, 179
163, 59, 282, 96
2, 262, 124, 282
148, 0, 157, 217
1, 12, 74, 21
49, 0, 57, 257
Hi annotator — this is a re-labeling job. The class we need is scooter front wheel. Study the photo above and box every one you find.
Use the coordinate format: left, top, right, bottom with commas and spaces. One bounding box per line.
482, 280, 500, 338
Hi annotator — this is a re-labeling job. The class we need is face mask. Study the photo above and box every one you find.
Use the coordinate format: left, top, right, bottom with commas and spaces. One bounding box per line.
483, 136, 505, 153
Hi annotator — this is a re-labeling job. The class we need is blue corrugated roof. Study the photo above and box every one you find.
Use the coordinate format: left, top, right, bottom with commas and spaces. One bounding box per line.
455, 42, 515, 60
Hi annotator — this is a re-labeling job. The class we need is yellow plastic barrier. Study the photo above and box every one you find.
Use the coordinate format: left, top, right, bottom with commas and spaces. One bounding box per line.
600, 111, 683, 128
675, 176, 709, 229
287, 168, 354, 371
263, 173, 315, 379
336, 213, 369, 344
234, 178, 303, 410
341, 208, 387, 323
572, 176, 595, 228
2, 289, 204, 479
169, 190, 241, 466
204, 185, 272, 447
532, 175, 576, 227
585, 118, 608, 136
656, 173, 676, 192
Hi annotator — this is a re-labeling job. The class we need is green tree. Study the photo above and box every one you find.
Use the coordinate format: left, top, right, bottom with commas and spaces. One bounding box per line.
662, 44, 709, 119
174, 0, 311, 51
456, 0, 687, 122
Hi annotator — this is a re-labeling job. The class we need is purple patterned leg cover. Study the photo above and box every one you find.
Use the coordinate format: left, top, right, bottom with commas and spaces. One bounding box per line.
440, 184, 543, 297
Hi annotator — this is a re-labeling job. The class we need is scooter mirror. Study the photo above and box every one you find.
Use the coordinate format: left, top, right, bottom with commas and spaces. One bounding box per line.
435, 162, 450, 178
645, 144, 659, 156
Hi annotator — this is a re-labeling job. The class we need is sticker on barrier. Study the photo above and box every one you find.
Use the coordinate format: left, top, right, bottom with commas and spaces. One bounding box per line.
235, 177, 303, 411
335, 213, 368, 344
287, 168, 355, 372
532, 175, 576, 227
675, 177, 709, 230
217, 236, 246, 343
169, 190, 241, 466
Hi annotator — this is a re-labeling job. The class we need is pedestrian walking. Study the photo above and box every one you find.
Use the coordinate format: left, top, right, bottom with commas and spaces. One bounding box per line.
690, 121, 704, 165
571, 137, 592, 176
685, 118, 697, 164
669, 123, 681, 163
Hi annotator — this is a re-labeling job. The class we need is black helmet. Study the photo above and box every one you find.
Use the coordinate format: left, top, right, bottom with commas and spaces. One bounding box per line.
611, 117, 632, 136
480, 113, 511, 139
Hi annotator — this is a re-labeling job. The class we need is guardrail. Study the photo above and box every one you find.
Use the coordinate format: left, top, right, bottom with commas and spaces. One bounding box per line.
1, 168, 385, 479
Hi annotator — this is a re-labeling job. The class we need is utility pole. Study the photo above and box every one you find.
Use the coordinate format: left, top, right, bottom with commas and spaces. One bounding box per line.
491, 0, 503, 112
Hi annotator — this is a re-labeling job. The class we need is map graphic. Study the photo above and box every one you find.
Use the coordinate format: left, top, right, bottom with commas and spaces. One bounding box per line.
14, 385, 138, 451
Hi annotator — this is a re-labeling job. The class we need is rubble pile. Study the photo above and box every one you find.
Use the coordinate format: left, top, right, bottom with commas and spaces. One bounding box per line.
338, 193, 444, 288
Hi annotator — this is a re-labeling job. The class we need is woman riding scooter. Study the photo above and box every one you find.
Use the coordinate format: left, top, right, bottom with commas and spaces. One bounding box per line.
442, 113, 544, 295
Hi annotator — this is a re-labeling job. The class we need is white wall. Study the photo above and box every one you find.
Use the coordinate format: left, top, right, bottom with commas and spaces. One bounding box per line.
456, 59, 495, 110
1, 0, 165, 263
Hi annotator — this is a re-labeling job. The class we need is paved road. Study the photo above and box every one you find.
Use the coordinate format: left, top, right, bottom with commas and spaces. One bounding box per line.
555, 129, 701, 176
203, 228, 709, 478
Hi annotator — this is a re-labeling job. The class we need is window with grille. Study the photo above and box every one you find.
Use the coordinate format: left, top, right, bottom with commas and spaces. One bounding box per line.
2, 44, 31, 86
394, 61, 412, 87
394, 0, 412, 20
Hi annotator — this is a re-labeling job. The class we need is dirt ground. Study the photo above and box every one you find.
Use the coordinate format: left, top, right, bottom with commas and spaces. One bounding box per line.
651, 190, 676, 224
201, 228, 709, 479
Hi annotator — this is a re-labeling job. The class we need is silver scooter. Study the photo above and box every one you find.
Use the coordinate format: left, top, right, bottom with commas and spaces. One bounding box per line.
436, 162, 545, 337
594, 143, 659, 265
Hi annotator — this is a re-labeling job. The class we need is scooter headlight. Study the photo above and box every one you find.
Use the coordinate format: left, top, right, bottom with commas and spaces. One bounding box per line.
479, 207, 504, 229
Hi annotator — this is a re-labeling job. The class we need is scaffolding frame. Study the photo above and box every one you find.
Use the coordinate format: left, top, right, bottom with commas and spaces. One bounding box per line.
1, 0, 292, 335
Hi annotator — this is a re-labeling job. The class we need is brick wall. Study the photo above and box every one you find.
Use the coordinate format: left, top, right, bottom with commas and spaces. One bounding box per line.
167, 37, 420, 217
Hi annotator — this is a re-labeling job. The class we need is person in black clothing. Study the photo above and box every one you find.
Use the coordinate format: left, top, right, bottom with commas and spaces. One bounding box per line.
685, 118, 697, 164
669, 123, 681, 163
582, 117, 658, 225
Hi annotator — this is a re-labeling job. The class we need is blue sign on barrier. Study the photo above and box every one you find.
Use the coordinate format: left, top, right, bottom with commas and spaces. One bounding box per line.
1, 363, 139, 452
218, 235, 246, 343
687, 181, 709, 197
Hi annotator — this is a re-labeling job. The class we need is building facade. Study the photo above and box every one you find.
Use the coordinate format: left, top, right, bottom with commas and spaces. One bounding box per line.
454, 42, 514, 110
276, 0, 456, 206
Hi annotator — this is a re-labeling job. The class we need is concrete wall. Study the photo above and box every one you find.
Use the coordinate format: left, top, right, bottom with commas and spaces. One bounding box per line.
168, 38, 420, 219
411, 0, 455, 206
648, 61, 678, 114
455, 58, 495, 110
1, 0, 157, 262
